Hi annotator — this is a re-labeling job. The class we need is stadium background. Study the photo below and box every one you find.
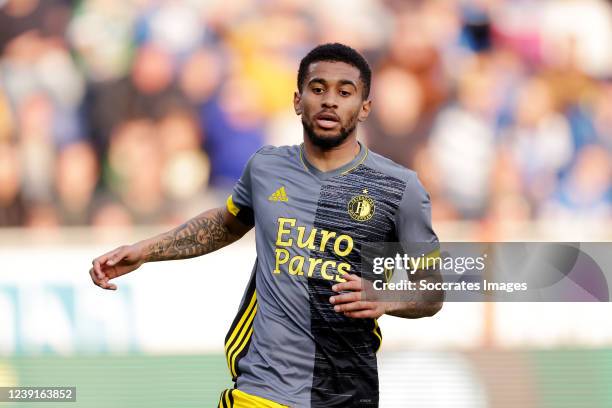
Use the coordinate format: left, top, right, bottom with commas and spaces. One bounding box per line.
0, 0, 611, 406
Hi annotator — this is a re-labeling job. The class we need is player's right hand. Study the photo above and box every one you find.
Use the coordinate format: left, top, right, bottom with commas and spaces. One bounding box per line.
89, 244, 145, 290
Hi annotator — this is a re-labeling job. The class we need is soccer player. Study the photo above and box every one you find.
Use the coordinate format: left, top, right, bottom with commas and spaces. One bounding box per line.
89, 43, 442, 408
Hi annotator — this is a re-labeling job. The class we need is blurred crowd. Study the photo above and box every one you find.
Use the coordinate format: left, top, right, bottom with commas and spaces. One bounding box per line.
0, 0, 610, 233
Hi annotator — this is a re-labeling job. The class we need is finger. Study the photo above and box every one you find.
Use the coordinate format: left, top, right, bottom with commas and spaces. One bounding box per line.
330, 292, 361, 305
344, 310, 377, 319
89, 268, 102, 287
334, 301, 374, 313
90, 265, 118, 291
100, 276, 117, 291
106, 248, 126, 266
92, 258, 104, 280
332, 278, 362, 292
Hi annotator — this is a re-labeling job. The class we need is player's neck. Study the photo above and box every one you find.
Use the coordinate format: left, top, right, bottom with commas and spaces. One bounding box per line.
302, 137, 361, 173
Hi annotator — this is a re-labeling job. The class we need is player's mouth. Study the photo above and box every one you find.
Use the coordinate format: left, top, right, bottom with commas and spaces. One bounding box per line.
314, 112, 340, 130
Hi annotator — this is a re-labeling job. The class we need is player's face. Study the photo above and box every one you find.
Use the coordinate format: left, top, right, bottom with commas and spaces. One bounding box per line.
294, 61, 371, 149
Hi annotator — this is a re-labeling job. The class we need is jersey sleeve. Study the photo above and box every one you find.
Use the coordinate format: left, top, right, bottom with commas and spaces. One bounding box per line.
226, 153, 257, 226
394, 173, 439, 259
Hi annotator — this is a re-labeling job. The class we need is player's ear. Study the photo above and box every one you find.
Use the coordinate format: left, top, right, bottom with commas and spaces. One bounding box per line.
294, 91, 302, 115
358, 99, 371, 122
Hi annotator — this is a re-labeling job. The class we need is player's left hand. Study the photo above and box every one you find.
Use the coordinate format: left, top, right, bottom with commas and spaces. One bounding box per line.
329, 274, 387, 319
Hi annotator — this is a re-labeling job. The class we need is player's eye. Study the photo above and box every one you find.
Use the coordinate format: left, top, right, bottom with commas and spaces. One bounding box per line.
340, 90, 351, 97
312, 87, 324, 94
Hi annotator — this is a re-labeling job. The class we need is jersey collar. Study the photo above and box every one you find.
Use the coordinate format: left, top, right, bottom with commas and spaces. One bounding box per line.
299, 141, 368, 181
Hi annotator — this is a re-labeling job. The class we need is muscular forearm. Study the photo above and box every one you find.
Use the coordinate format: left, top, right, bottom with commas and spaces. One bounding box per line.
383, 271, 444, 319
140, 207, 243, 262
384, 300, 443, 318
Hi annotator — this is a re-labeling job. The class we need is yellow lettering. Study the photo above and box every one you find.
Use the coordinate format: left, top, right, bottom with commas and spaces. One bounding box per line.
335, 263, 351, 282
307, 258, 323, 278
333, 235, 353, 257
274, 248, 290, 273
276, 218, 296, 247
321, 260, 337, 280
297, 226, 317, 249
289, 256, 305, 276
319, 230, 337, 251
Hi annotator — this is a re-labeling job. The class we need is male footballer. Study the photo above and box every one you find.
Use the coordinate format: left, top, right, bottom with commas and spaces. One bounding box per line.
89, 43, 442, 408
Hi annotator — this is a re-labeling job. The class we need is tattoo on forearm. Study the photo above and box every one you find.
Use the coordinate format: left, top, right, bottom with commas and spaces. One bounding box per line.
145, 210, 233, 261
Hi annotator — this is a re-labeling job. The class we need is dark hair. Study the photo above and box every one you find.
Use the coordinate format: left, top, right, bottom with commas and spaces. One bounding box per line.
297, 43, 372, 99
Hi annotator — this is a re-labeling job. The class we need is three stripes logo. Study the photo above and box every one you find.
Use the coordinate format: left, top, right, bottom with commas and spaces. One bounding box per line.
224, 279, 257, 381
268, 186, 288, 202
218, 389, 234, 408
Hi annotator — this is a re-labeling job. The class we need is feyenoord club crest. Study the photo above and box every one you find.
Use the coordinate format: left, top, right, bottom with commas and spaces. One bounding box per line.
348, 190, 375, 221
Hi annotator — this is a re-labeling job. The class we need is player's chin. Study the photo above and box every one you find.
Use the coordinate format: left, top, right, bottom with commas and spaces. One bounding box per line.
310, 130, 346, 146
314, 131, 343, 141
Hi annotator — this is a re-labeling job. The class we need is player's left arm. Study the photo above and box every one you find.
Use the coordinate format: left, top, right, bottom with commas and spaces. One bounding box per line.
383, 265, 444, 318
329, 271, 443, 319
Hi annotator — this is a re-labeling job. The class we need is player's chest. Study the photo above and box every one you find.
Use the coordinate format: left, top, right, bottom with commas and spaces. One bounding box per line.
251, 174, 399, 243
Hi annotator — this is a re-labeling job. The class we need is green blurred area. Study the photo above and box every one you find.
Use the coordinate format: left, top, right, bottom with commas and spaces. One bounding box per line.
532, 350, 612, 408
1, 350, 612, 407
0, 355, 232, 407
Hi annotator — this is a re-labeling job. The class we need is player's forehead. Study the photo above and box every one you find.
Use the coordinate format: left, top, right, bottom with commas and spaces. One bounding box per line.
305, 61, 362, 87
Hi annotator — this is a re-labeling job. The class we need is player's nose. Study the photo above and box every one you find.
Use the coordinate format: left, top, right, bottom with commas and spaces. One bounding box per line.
321, 93, 338, 109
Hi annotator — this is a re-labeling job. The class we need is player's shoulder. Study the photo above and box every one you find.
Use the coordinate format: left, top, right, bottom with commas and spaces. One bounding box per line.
251, 145, 300, 165
364, 148, 418, 185
253, 144, 299, 158
364, 149, 430, 205
247, 144, 300, 170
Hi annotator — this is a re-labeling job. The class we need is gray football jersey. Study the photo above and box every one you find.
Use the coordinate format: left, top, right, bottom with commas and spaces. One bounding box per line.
224, 142, 437, 407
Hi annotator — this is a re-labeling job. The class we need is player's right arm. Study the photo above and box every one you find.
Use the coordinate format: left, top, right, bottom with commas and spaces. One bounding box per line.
89, 207, 253, 290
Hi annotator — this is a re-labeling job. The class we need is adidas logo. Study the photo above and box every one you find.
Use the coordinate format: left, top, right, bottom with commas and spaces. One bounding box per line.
269, 186, 288, 202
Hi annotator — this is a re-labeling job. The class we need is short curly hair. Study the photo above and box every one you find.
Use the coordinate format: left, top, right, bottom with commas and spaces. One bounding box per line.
297, 43, 371, 99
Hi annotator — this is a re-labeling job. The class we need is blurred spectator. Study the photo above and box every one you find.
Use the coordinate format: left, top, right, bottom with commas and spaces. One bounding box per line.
18, 93, 55, 203
0, 0, 71, 52
25, 202, 60, 229
365, 67, 431, 169
543, 145, 611, 221
501, 77, 573, 207
106, 118, 167, 224
200, 74, 266, 187
0, 141, 25, 226
158, 109, 210, 202
0, 88, 13, 141
593, 82, 612, 150
133, 0, 205, 57
178, 47, 223, 104
66, 0, 135, 82
429, 56, 498, 219
91, 200, 133, 229
54, 141, 99, 225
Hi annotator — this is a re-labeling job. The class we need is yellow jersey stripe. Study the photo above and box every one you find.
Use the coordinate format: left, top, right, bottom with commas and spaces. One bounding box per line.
228, 304, 258, 377
373, 319, 382, 353
218, 390, 228, 408
226, 389, 289, 407
225, 291, 257, 352
230, 324, 255, 378
226, 195, 240, 216
224, 389, 231, 407
225, 294, 257, 375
